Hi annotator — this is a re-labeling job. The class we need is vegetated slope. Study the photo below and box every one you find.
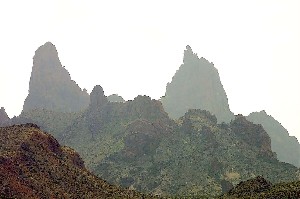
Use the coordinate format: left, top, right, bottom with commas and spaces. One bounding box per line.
247, 110, 300, 167
23, 42, 89, 113
94, 109, 299, 197
60, 86, 299, 197
161, 45, 234, 123
220, 176, 300, 198
0, 124, 152, 199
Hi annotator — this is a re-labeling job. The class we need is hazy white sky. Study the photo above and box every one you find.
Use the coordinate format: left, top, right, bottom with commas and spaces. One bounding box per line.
0, 0, 299, 140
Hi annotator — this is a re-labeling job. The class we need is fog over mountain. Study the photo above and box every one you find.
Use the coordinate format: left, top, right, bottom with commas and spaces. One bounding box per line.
1, 1, 299, 141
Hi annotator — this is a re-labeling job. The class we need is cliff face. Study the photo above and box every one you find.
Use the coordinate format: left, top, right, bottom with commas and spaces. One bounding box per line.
0, 124, 150, 199
161, 45, 234, 123
247, 111, 300, 167
23, 42, 89, 113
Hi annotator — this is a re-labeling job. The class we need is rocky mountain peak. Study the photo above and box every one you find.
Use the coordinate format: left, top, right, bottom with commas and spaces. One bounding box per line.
90, 85, 108, 108
33, 42, 60, 69
23, 42, 89, 113
161, 45, 234, 123
0, 107, 10, 125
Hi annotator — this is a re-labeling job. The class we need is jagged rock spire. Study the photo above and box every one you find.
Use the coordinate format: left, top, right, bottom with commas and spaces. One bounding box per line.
161, 45, 234, 123
90, 85, 108, 108
23, 42, 89, 113
0, 107, 10, 125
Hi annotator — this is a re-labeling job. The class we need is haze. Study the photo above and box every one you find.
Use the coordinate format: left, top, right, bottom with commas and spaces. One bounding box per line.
0, 1, 299, 140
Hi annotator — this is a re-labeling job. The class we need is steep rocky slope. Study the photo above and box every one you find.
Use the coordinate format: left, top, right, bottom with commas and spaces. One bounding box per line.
161, 45, 234, 123
0, 124, 152, 198
23, 42, 89, 113
247, 111, 300, 167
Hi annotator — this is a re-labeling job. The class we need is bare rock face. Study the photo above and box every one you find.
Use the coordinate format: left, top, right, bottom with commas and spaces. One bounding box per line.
247, 110, 300, 167
161, 45, 234, 123
23, 42, 89, 113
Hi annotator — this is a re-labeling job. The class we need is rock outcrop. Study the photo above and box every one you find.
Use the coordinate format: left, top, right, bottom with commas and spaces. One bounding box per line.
231, 114, 273, 157
161, 45, 234, 123
247, 110, 300, 167
0, 124, 151, 198
23, 42, 89, 113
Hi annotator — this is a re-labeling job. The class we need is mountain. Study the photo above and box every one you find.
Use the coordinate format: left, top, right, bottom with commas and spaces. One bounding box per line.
58, 86, 299, 196
23, 42, 89, 113
93, 109, 298, 196
161, 45, 234, 123
220, 176, 300, 198
0, 124, 152, 198
247, 110, 300, 167
160, 45, 300, 168
0, 107, 10, 127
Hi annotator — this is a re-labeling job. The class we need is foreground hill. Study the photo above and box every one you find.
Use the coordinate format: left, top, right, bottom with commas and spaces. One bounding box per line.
247, 111, 300, 167
0, 124, 151, 198
220, 176, 300, 198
